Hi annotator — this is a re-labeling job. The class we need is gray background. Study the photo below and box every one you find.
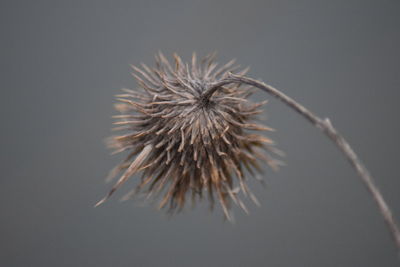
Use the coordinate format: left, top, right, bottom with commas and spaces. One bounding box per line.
1, 0, 399, 266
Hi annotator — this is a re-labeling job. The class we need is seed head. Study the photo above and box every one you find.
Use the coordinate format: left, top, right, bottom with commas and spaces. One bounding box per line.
96, 52, 281, 220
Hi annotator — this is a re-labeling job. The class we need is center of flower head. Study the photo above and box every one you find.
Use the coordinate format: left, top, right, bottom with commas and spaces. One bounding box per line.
197, 92, 213, 109
185, 78, 213, 108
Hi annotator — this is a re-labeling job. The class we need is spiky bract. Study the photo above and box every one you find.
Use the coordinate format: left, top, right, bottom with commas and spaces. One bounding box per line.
98, 53, 280, 220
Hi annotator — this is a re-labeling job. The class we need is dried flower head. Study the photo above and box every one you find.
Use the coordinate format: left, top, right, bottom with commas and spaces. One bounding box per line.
96, 52, 281, 220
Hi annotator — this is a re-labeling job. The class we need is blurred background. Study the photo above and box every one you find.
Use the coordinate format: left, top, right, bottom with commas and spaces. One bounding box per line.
1, 0, 400, 266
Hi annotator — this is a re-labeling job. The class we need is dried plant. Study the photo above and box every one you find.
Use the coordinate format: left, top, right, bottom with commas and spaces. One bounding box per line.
96, 52, 400, 251
95, 53, 281, 220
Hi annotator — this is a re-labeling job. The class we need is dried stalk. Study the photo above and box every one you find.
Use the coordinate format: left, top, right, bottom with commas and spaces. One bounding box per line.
205, 73, 400, 252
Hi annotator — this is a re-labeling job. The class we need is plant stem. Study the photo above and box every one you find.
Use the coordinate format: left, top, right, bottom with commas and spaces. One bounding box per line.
205, 73, 400, 252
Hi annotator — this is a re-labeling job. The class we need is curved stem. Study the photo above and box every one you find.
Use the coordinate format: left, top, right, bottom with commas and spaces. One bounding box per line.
205, 73, 400, 252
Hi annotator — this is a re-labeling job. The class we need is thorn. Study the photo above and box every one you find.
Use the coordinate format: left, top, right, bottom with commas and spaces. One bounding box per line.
94, 197, 107, 207
325, 117, 332, 125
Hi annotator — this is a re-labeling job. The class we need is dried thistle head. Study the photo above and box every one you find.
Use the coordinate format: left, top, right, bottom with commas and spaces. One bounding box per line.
96, 52, 281, 220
